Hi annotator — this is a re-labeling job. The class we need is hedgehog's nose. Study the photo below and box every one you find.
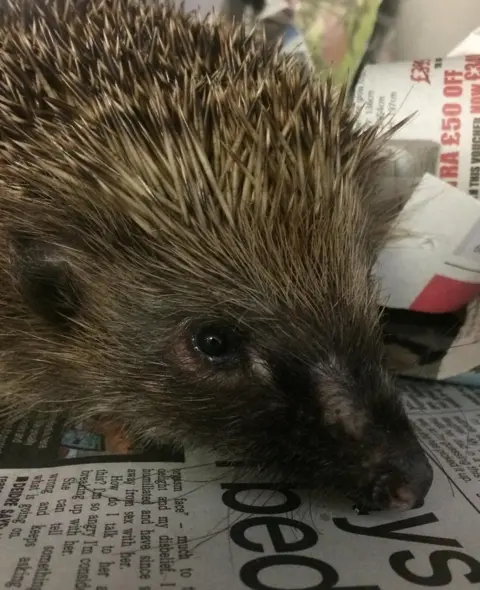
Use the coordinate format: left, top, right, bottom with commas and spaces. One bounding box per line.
362, 446, 434, 512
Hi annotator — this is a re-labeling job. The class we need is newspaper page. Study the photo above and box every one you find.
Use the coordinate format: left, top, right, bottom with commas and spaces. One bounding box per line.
0, 378, 479, 589
354, 53, 480, 312
349, 28, 480, 380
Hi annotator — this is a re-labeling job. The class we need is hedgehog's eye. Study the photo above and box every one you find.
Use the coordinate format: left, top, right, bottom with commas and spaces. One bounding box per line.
192, 324, 241, 362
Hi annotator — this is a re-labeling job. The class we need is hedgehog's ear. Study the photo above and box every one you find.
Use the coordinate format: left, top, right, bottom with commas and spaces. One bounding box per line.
10, 234, 83, 331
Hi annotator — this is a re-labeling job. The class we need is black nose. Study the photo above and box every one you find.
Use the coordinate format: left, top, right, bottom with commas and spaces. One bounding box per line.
361, 447, 434, 512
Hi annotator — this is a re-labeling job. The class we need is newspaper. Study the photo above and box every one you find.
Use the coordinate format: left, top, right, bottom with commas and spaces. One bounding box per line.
354, 53, 480, 312
349, 28, 480, 381
0, 378, 479, 589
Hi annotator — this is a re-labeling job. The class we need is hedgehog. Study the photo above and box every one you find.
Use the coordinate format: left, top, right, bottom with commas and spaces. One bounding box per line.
0, 0, 433, 512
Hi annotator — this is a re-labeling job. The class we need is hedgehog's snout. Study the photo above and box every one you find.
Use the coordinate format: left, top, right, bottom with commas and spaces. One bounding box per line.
356, 443, 433, 513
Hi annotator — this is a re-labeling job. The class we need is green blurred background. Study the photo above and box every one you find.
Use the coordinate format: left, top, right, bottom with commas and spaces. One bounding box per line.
295, 0, 383, 84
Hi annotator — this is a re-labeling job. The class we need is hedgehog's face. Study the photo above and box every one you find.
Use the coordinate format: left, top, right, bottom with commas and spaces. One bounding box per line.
149, 305, 433, 514
8, 228, 432, 513
6, 205, 433, 514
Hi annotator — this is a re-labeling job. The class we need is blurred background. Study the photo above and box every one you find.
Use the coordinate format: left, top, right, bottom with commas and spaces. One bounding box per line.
394, 0, 480, 60
181, 0, 480, 88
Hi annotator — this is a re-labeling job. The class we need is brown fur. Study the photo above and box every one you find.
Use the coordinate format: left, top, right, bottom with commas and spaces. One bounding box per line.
0, 0, 432, 511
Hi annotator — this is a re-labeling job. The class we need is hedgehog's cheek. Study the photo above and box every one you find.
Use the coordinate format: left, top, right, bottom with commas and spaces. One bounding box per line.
9, 234, 83, 331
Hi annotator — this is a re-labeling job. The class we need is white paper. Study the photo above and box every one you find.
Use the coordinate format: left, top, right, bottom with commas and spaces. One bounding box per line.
375, 173, 480, 312
449, 27, 480, 58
